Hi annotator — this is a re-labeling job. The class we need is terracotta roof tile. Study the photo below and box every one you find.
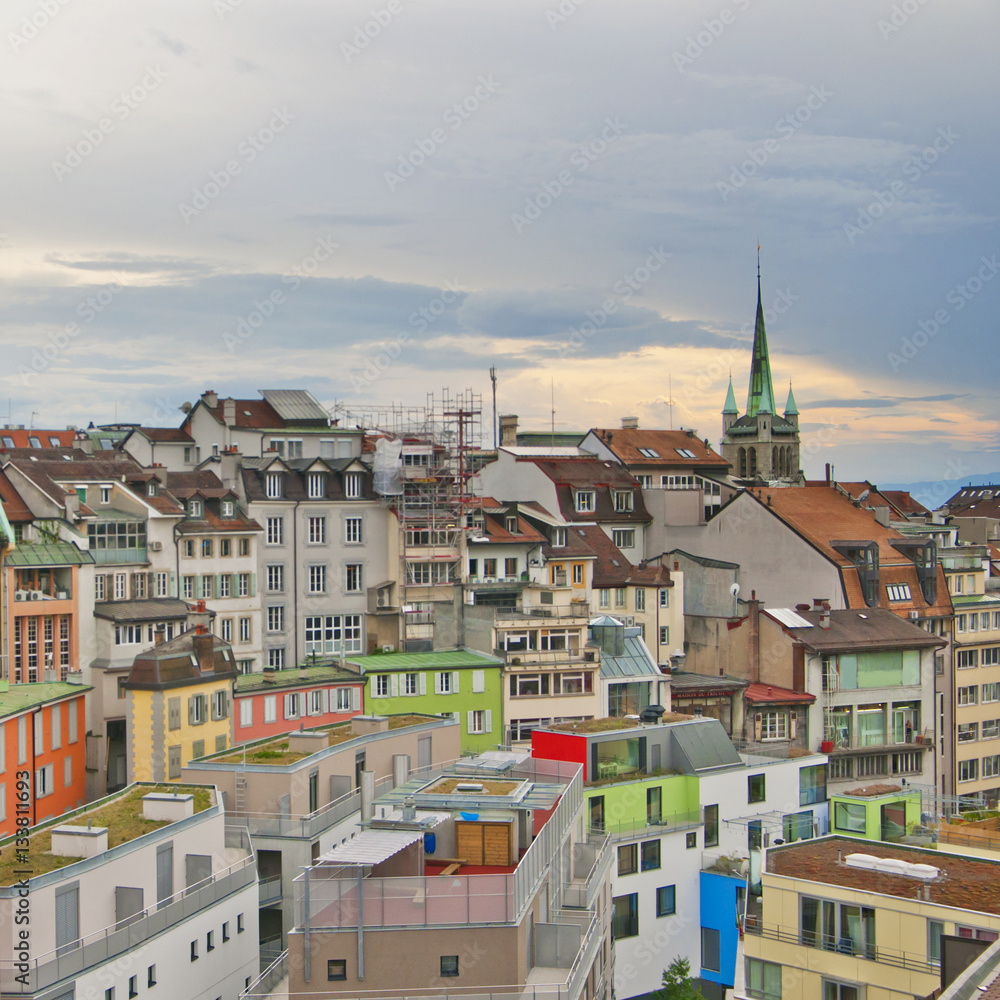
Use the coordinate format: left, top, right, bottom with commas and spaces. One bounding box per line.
590, 428, 730, 468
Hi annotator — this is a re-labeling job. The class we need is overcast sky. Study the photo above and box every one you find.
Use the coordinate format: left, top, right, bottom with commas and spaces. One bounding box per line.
2, 0, 997, 483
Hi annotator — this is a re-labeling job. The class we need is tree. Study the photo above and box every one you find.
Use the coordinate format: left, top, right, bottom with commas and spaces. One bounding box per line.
656, 957, 705, 1000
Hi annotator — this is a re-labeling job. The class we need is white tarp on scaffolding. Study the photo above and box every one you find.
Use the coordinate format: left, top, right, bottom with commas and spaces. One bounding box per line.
373, 437, 403, 496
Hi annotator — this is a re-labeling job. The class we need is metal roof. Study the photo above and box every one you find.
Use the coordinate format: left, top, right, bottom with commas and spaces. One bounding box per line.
6, 542, 94, 566
317, 830, 423, 867
259, 389, 330, 424
766, 607, 814, 629
94, 598, 193, 622
456, 751, 531, 772
600, 633, 663, 678
670, 720, 742, 772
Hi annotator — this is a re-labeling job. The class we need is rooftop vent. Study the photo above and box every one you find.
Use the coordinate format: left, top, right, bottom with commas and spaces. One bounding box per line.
456, 783, 484, 792
845, 853, 938, 880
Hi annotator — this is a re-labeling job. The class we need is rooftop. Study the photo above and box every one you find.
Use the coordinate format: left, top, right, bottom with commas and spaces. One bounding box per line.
771, 607, 946, 651
124, 628, 238, 690
0, 784, 212, 886
5, 541, 95, 567
767, 836, 1000, 914
208, 714, 442, 765
347, 648, 502, 671
235, 663, 362, 693
547, 714, 692, 733
0, 680, 91, 719
588, 427, 730, 468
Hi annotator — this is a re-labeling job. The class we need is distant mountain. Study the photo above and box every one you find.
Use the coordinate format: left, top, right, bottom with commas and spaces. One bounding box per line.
881, 472, 1000, 512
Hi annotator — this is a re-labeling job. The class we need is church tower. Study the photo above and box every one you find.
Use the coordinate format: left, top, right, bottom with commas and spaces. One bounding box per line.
720, 260, 802, 483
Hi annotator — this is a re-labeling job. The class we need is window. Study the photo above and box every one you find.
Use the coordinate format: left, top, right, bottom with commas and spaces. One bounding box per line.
656, 884, 676, 916
328, 960, 347, 981
308, 472, 325, 499
822, 982, 862, 1000
958, 723, 979, 743
647, 786, 661, 824
200, 575, 213, 599
220, 538, 232, 557
239, 537, 250, 556
613, 528, 635, 549
284, 693, 302, 720
201, 538, 214, 558
106, 990, 115, 1000
686, 832, 697, 849
263, 696, 277, 723
617, 844, 638, 876
374, 675, 389, 698
983, 719, 1000, 740
345, 564, 362, 593
207, 930, 215, 951
800, 764, 827, 805
211, 690, 228, 720
959, 758, 979, 782
599, 589, 609, 608
148, 964, 157, 987
958, 649, 979, 669
553, 527, 567, 547
748, 773, 765, 803
269, 649, 286, 671
219, 574, 231, 598
222, 500, 234, 517
701, 927, 720, 973
660, 589, 669, 607
345, 472, 362, 499
266, 472, 283, 498
308, 564, 327, 594
574, 490, 595, 513
746, 959, 782, 1000
958, 685, 979, 706
183, 538, 195, 558
886, 583, 911, 602
983, 754, 1000, 778
239, 617, 251, 642
760, 711, 789, 740
188, 499, 202, 518
704, 803, 719, 847
266, 564, 285, 592
957, 614, 967, 632
614, 588, 626, 608
572, 564, 583, 584
612, 893, 639, 939
309, 516, 326, 544
35, 763, 54, 798
468, 709, 490, 734
440, 955, 459, 977
983, 649, 1000, 668
675, 447, 696, 459
267, 606, 285, 633
928, 920, 943, 965
181, 575, 194, 599
613, 490, 634, 512
345, 517, 362, 543
635, 588, 645, 611
238, 913, 244, 933
266, 517, 284, 545
191, 940, 198, 961
239, 700, 253, 728
641, 840, 661, 871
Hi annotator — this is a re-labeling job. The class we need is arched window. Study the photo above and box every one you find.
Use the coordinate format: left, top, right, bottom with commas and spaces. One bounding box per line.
772, 447, 778, 475
748, 447, 757, 477
738, 447, 747, 478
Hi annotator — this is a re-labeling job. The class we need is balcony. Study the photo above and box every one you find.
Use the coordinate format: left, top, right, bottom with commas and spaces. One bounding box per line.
259, 873, 283, 906
501, 648, 597, 667
91, 547, 148, 565
592, 810, 702, 838
821, 729, 934, 753
495, 604, 592, 623
562, 833, 612, 910
1, 853, 256, 994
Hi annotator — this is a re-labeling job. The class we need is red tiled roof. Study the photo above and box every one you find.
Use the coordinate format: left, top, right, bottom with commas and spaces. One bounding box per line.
744, 682, 814, 704
0, 469, 33, 522
0, 429, 77, 449
575, 524, 672, 588
190, 398, 284, 430
589, 428, 730, 468
136, 427, 194, 443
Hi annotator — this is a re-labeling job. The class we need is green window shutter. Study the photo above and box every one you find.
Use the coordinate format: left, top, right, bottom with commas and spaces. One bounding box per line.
452, 672, 459, 694
419, 673, 427, 696
485, 710, 492, 734
250, 573, 256, 598
169, 571, 176, 598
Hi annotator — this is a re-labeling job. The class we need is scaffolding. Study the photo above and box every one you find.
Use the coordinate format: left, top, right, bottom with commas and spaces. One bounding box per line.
336, 389, 483, 651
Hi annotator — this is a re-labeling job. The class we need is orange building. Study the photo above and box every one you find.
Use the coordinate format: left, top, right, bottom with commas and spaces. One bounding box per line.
0, 681, 90, 834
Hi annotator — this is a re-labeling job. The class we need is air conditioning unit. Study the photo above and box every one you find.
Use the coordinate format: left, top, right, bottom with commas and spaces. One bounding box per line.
14, 591, 28, 602
376, 592, 389, 608
381, 644, 395, 653
149, 541, 163, 552
29, 591, 44, 600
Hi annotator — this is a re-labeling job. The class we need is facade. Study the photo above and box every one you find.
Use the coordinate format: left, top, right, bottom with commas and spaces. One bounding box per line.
349, 648, 503, 753
740, 836, 1000, 1000
827, 784, 922, 842
719, 272, 802, 484
0, 679, 89, 833
589, 617, 670, 718
123, 625, 237, 782
285, 756, 612, 1000
185, 713, 461, 956
0, 781, 258, 1000
232, 663, 365, 744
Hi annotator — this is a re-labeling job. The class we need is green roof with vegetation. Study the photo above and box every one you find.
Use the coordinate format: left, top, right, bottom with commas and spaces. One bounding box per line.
347, 649, 501, 671
235, 664, 361, 692
548, 714, 692, 734
0, 681, 92, 719
0, 784, 213, 886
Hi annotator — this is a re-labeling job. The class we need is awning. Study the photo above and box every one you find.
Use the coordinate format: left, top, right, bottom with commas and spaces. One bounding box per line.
317, 830, 423, 867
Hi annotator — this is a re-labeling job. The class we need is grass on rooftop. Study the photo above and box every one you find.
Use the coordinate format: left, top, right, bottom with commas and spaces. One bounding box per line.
549, 714, 692, 734
427, 778, 520, 796
0, 784, 212, 886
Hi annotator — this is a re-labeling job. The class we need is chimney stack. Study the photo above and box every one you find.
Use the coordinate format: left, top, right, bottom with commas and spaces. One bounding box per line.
222, 398, 236, 427
203, 390, 218, 408
499, 414, 518, 447
621, 416, 639, 430
193, 629, 215, 673
154, 625, 166, 646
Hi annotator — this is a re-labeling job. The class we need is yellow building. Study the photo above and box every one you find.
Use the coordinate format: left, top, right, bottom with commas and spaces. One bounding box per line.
123, 626, 236, 782
740, 836, 1000, 1000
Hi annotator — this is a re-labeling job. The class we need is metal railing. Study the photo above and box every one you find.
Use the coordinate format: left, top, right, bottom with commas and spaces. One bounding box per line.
590, 810, 702, 840
500, 648, 597, 666
259, 874, 283, 905
0, 852, 257, 993
495, 605, 592, 621
241, 948, 287, 999
821, 728, 934, 752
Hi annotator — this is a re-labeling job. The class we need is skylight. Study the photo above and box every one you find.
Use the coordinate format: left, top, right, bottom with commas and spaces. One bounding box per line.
638, 447, 660, 458
675, 448, 696, 459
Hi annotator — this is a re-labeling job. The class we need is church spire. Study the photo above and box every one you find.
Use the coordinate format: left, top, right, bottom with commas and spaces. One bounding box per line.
746, 249, 776, 417
723, 374, 738, 414
784, 380, 798, 416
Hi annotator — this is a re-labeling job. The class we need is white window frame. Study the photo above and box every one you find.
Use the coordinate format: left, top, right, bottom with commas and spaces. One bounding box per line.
574, 490, 595, 513
345, 517, 363, 544
344, 472, 362, 499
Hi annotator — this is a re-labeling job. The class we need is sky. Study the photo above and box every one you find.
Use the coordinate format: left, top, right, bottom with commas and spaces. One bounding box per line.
2, 0, 998, 484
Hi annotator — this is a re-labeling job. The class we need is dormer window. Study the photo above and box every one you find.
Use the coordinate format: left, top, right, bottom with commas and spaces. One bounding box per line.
29, 436, 41, 448
222, 500, 235, 518
553, 527, 567, 548
574, 490, 595, 513
48, 436, 61, 448
505, 516, 518, 533
188, 499, 202, 518
613, 490, 633, 513
100, 486, 111, 505
146, 483, 157, 497
266, 473, 283, 499
307, 472, 325, 499
345, 472, 362, 499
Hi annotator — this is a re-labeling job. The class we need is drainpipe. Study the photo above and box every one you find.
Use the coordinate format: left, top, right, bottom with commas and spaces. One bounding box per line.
357, 866, 365, 979
292, 499, 300, 664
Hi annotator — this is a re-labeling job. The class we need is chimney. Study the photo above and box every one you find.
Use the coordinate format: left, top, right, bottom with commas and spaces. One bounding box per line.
193, 629, 215, 673
203, 389, 218, 408
825, 463, 831, 483
499, 414, 518, 447
222, 398, 236, 427
262, 667, 277, 684
154, 625, 166, 646
621, 416, 639, 430
819, 601, 831, 630
748, 595, 761, 681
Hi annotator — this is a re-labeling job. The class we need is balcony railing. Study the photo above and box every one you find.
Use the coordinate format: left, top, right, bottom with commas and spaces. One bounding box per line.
0, 853, 256, 993
259, 874, 283, 906
495, 605, 592, 621
91, 547, 148, 565
240, 949, 287, 999
591, 810, 703, 840
822, 729, 934, 752
501, 648, 597, 667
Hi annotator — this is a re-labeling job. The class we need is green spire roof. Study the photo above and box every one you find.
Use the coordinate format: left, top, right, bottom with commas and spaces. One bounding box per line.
723, 376, 738, 414
746, 274, 776, 417
784, 382, 798, 416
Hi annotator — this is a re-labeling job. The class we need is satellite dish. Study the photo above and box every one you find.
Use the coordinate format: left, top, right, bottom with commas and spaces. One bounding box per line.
857, 489, 870, 503
730, 582, 741, 597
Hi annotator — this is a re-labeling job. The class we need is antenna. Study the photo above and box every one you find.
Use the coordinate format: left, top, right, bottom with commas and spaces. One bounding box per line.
489, 367, 498, 450
550, 378, 555, 446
